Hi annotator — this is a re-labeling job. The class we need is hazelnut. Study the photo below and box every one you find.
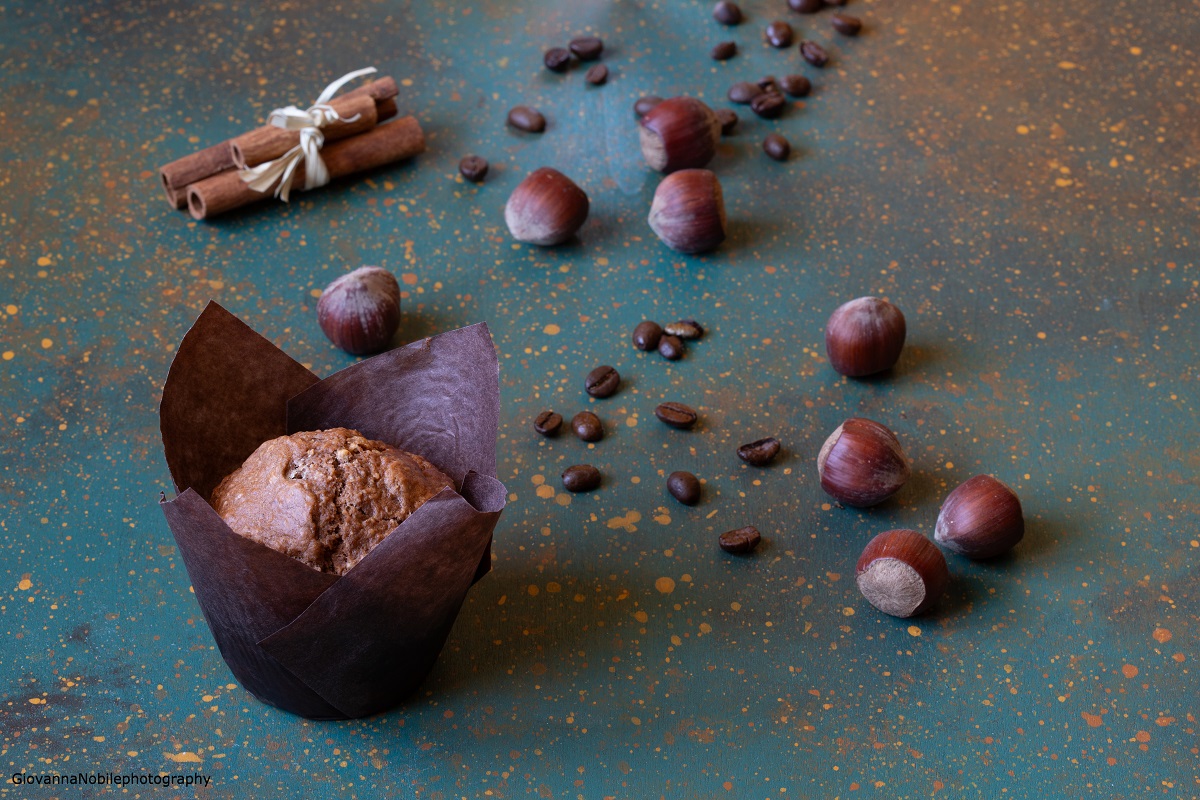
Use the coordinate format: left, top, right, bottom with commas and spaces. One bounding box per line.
856, 529, 949, 618
817, 417, 909, 507
316, 266, 401, 355
824, 296, 906, 377
647, 169, 726, 254
634, 95, 664, 117
504, 167, 590, 246
935, 475, 1025, 559
638, 96, 721, 173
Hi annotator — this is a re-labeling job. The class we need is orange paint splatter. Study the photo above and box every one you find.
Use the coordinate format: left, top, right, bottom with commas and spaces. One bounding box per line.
1155, 716, 1175, 727
1135, 730, 1151, 743
1121, 664, 1138, 678
1152, 628, 1172, 643
401, 273, 418, 285
1081, 712, 1104, 728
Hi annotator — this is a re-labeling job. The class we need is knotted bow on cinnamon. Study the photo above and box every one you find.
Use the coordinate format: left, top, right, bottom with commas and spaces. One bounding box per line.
238, 67, 378, 201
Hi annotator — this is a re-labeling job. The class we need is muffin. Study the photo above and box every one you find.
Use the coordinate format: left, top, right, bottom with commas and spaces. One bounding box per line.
211, 427, 454, 575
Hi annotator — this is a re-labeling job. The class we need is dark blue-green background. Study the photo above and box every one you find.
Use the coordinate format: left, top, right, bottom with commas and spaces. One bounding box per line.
2, 0, 1197, 797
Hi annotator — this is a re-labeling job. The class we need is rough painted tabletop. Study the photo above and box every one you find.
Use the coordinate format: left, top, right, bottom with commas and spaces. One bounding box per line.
2, 0, 1197, 797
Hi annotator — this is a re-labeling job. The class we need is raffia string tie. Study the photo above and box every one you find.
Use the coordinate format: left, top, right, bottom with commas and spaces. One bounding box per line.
238, 67, 377, 202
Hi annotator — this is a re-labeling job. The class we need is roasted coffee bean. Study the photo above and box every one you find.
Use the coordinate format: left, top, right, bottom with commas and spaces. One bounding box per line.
562, 464, 601, 492
716, 108, 739, 135
788, 0, 823, 12
750, 92, 786, 119
632, 320, 664, 351
800, 40, 830, 67
712, 0, 743, 25
585, 365, 621, 398
711, 41, 737, 60
569, 36, 604, 60
665, 319, 704, 340
757, 75, 780, 93
658, 334, 685, 360
764, 21, 794, 48
572, 410, 604, 441
655, 401, 698, 429
831, 13, 862, 36
634, 95, 664, 117
737, 436, 781, 465
667, 471, 701, 505
533, 410, 563, 436
585, 64, 609, 85
780, 74, 812, 97
719, 525, 762, 553
763, 133, 791, 161
544, 47, 572, 72
458, 155, 489, 182
507, 105, 546, 133
728, 81, 762, 104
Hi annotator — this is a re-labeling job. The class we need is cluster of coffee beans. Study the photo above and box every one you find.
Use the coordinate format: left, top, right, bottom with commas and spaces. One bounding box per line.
532, 319, 792, 556
710, 0, 863, 162
460, 36, 610, 184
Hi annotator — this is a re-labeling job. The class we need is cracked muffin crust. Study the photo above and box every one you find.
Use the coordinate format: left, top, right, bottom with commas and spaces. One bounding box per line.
211, 428, 455, 575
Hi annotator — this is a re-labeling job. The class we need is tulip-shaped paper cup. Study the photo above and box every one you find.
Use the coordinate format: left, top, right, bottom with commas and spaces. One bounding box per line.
159, 302, 506, 720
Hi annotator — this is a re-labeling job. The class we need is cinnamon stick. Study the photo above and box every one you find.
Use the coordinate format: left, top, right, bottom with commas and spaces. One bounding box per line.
160, 141, 236, 208
188, 116, 425, 221
342, 76, 399, 103
376, 97, 398, 123
231, 93, 379, 170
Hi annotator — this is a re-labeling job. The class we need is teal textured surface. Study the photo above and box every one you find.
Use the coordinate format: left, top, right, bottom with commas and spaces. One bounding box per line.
1, 0, 1197, 796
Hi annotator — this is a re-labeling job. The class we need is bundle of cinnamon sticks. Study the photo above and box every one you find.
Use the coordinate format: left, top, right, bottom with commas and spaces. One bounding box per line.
158, 76, 425, 221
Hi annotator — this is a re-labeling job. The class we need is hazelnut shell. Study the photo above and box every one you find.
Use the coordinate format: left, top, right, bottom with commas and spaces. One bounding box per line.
648, 169, 727, 254
638, 97, 721, 173
316, 266, 401, 355
856, 529, 949, 618
824, 296, 907, 377
817, 417, 909, 507
935, 474, 1025, 559
504, 167, 590, 246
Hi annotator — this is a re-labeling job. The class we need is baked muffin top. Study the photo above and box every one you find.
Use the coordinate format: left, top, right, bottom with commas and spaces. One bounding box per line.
211, 428, 454, 575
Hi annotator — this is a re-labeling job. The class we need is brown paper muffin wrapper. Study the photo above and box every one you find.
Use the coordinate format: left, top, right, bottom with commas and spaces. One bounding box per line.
159, 302, 505, 719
